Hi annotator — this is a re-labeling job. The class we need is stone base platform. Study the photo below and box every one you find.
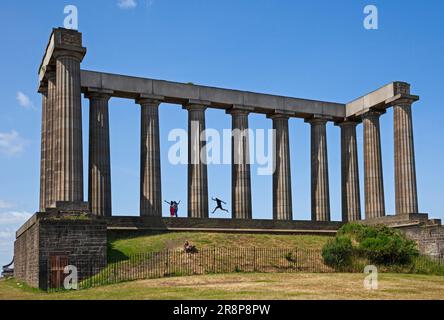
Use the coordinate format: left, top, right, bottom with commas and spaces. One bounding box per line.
359, 213, 441, 228
103, 216, 344, 235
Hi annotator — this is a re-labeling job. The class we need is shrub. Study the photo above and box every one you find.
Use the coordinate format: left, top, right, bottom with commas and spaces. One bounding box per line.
359, 231, 419, 265
322, 236, 354, 269
337, 223, 367, 241
323, 223, 420, 269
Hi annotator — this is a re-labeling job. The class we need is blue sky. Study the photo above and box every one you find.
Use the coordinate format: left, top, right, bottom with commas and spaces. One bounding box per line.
0, 0, 443, 266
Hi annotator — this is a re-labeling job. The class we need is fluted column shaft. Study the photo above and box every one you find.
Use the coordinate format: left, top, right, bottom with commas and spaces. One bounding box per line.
46, 71, 56, 208
140, 99, 162, 217
363, 110, 385, 219
186, 105, 209, 218
88, 93, 112, 217
394, 101, 418, 214
339, 121, 361, 222
308, 118, 330, 221
53, 54, 84, 203
39, 86, 48, 212
231, 110, 252, 219
270, 115, 292, 221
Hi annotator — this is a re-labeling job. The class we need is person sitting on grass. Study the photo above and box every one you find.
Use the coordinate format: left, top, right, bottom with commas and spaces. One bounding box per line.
184, 241, 197, 254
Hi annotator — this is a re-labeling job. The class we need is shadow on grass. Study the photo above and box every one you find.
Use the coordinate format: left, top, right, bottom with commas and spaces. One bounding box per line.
107, 230, 172, 263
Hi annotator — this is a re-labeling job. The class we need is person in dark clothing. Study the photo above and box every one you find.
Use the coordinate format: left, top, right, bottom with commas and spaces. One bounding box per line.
173, 200, 181, 217
211, 197, 229, 214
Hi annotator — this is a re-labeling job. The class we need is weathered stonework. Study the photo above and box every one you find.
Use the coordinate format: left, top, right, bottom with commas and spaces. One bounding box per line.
14, 213, 107, 290
269, 113, 293, 221
360, 214, 444, 259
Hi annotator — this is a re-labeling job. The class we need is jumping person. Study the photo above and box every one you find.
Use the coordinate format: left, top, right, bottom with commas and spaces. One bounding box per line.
211, 197, 229, 214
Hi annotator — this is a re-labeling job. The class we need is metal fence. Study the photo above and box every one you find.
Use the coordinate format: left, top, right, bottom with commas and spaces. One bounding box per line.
47, 248, 333, 291
47, 248, 444, 292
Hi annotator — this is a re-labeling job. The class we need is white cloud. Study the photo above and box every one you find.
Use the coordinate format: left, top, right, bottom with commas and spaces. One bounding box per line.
0, 131, 27, 156
118, 0, 137, 9
0, 229, 15, 239
0, 211, 32, 227
0, 212, 31, 267
16, 91, 35, 110
0, 200, 14, 209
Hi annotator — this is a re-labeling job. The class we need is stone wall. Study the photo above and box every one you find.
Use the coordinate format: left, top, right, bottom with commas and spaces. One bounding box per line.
38, 218, 108, 289
14, 213, 107, 289
14, 215, 40, 288
399, 225, 444, 259
104, 216, 343, 234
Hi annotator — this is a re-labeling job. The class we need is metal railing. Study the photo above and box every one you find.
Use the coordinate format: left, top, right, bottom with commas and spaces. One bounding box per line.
47, 248, 444, 291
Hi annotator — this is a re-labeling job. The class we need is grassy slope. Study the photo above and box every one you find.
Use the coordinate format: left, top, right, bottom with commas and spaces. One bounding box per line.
108, 232, 331, 261
2, 273, 444, 300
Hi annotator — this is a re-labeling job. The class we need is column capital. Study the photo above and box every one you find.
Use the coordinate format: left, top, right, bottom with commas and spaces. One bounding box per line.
335, 120, 360, 128
38, 82, 48, 95
226, 105, 254, 116
84, 88, 114, 101
38, 67, 56, 93
136, 94, 164, 106
361, 109, 385, 119
386, 94, 419, 107
267, 109, 293, 120
305, 115, 332, 125
182, 103, 207, 112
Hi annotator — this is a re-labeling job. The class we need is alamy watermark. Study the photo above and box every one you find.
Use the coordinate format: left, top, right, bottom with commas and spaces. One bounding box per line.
363, 5, 378, 30
364, 265, 378, 290
63, 265, 78, 290
64, 5, 78, 30
168, 123, 276, 176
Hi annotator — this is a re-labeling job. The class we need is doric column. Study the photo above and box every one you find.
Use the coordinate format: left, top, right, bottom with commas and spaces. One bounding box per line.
307, 117, 330, 222
38, 84, 48, 212
338, 121, 361, 222
363, 110, 385, 219
185, 104, 209, 218
393, 98, 419, 214
52, 30, 86, 205
139, 98, 162, 217
229, 108, 252, 219
87, 91, 113, 217
45, 70, 56, 209
269, 113, 292, 221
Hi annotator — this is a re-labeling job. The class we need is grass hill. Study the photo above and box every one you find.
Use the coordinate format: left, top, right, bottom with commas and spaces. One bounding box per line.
107, 231, 332, 261
2, 273, 444, 300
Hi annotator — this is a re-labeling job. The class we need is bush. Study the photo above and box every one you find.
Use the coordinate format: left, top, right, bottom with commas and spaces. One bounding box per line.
323, 223, 419, 269
322, 236, 354, 269
359, 231, 419, 265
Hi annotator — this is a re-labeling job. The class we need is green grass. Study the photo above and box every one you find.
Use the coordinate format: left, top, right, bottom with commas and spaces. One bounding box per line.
2, 273, 444, 300
107, 231, 331, 262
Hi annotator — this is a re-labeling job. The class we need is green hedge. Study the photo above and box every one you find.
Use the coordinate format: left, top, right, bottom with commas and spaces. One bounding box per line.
323, 223, 420, 270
